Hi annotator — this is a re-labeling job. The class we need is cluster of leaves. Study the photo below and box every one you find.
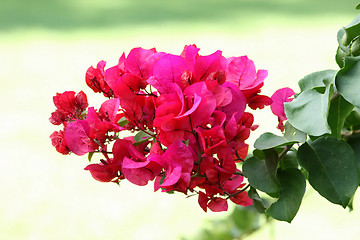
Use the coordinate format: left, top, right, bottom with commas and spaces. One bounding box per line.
244, 9, 360, 223
49, 45, 283, 212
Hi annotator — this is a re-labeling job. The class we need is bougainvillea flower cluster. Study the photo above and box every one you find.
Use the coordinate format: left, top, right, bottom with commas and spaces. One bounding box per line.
50, 45, 280, 212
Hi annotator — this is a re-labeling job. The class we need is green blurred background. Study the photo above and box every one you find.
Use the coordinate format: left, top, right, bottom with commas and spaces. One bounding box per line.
1, 0, 360, 239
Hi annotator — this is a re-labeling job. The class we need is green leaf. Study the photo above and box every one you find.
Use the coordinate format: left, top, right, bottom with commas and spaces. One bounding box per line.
297, 136, 359, 207
328, 94, 354, 139
254, 122, 306, 150
356, 3, 360, 10
117, 116, 129, 127
264, 149, 279, 187
344, 108, 360, 129
248, 187, 267, 213
88, 152, 94, 162
266, 168, 306, 223
285, 85, 333, 136
350, 37, 360, 57
337, 28, 349, 53
182, 139, 189, 146
243, 151, 280, 194
347, 133, 360, 172
336, 56, 360, 107
133, 130, 153, 146
347, 193, 356, 211
279, 150, 299, 170
343, 14, 360, 46
298, 70, 336, 92
252, 149, 265, 159
336, 47, 348, 68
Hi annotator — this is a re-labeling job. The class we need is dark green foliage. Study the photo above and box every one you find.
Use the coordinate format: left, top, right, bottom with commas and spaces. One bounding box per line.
297, 137, 359, 207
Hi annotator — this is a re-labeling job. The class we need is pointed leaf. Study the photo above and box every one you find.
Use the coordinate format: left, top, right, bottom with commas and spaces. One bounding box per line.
336, 56, 360, 107
279, 150, 299, 170
117, 116, 129, 127
243, 155, 280, 194
337, 28, 349, 53
342, 14, 360, 46
328, 94, 354, 139
298, 70, 336, 92
88, 152, 94, 162
344, 108, 360, 129
254, 122, 306, 150
347, 133, 360, 172
266, 168, 306, 223
248, 187, 267, 213
297, 136, 359, 207
285, 85, 332, 136
133, 131, 153, 146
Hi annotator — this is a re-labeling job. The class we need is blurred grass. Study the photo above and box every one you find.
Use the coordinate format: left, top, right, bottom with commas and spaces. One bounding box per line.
1, 0, 360, 240
0, 0, 357, 31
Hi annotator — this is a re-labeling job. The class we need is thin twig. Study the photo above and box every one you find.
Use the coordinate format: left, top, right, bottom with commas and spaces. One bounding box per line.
278, 144, 293, 160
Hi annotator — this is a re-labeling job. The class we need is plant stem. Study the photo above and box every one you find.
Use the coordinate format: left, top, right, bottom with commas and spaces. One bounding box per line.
278, 144, 293, 160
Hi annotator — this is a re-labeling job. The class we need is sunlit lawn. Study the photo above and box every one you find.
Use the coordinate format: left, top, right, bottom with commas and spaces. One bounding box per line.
1, 0, 360, 239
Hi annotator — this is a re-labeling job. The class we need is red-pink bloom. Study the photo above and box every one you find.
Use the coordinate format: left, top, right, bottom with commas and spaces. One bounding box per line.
64, 120, 98, 156
83, 140, 127, 183
84, 159, 121, 183
247, 94, 273, 110
153, 54, 188, 90
197, 126, 227, 156
153, 84, 193, 145
180, 44, 200, 71
103, 56, 126, 93
222, 174, 252, 206
242, 82, 273, 110
198, 191, 229, 212
229, 191, 252, 206
200, 152, 236, 183
50, 45, 273, 213
49, 110, 67, 125
98, 98, 123, 131
49, 91, 88, 125
225, 56, 268, 91
198, 191, 210, 212
122, 156, 162, 186
183, 82, 217, 128
270, 87, 295, 131
218, 82, 247, 123
50, 130, 70, 155
205, 80, 232, 107
85, 107, 117, 145
125, 47, 157, 80
112, 74, 143, 101
193, 50, 224, 82
208, 197, 228, 212
153, 140, 195, 193
86, 61, 113, 97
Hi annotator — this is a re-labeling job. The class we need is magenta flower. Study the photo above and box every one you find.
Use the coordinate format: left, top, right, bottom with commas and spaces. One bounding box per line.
86, 61, 113, 97
50, 45, 277, 212
153, 140, 195, 193
226, 56, 267, 91
125, 47, 157, 80
50, 130, 70, 155
84, 160, 122, 183
270, 87, 295, 131
64, 120, 98, 156
49, 91, 88, 125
